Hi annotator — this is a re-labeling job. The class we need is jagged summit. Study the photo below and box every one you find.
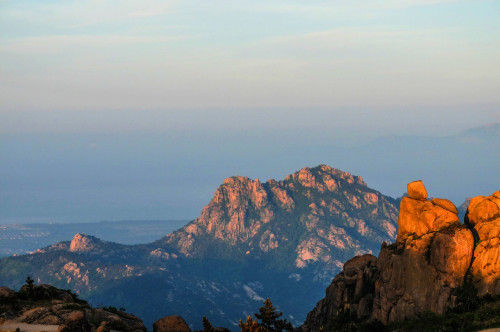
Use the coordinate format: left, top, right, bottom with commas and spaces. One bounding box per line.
284, 165, 366, 187
163, 165, 398, 277
69, 233, 103, 252
0, 165, 400, 328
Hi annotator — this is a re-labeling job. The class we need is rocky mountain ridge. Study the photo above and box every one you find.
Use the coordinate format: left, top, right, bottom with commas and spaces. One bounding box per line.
0, 165, 399, 329
301, 182, 500, 331
162, 165, 398, 280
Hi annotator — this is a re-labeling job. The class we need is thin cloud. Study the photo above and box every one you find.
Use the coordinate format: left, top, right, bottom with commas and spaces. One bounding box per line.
1, 35, 184, 55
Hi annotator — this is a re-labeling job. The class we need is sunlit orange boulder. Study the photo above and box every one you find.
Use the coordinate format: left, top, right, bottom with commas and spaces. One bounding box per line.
465, 191, 500, 296
397, 181, 459, 242
407, 180, 427, 200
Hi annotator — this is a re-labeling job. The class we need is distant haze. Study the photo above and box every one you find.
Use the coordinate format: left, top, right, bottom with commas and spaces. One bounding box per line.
0, 0, 499, 223
0, 109, 499, 223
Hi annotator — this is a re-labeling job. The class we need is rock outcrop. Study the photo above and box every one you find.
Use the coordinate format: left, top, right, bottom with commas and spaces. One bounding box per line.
153, 315, 191, 332
0, 284, 146, 332
69, 234, 100, 252
396, 181, 460, 242
68, 233, 116, 253
372, 182, 474, 324
302, 254, 378, 331
466, 191, 500, 296
301, 182, 499, 330
163, 165, 399, 279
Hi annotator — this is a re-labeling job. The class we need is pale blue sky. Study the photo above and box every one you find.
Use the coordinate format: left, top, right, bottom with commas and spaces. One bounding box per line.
1, 0, 499, 114
1, 0, 499, 223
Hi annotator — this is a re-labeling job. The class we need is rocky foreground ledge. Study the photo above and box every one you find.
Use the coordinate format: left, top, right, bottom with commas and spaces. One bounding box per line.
0, 283, 146, 332
301, 181, 500, 331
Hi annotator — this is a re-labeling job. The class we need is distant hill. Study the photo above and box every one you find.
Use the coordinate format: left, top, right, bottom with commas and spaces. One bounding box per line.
0, 165, 398, 330
0, 220, 188, 257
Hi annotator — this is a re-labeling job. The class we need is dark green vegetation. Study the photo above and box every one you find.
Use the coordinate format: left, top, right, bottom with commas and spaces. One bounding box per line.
0, 166, 399, 330
236, 298, 292, 332
0, 278, 89, 322
388, 295, 500, 332
317, 285, 500, 332
0, 277, 146, 332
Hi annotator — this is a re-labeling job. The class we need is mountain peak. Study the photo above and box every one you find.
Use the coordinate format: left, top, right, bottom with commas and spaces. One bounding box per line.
285, 164, 366, 190
165, 165, 398, 274
69, 233, 102, 252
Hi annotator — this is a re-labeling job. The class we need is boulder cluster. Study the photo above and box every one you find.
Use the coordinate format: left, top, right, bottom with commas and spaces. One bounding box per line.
301, 181, 500, 330
0, 284, 146, 332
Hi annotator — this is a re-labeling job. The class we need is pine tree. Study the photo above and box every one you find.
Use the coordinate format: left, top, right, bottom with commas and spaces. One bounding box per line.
202, 316, 215, 332
239, 316, 263, 332
254, 298, 293, 332
25, 275, 35, 297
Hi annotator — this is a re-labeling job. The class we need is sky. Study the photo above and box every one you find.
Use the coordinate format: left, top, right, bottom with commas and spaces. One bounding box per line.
1, 0, 500, 112
0, 0, 499, 223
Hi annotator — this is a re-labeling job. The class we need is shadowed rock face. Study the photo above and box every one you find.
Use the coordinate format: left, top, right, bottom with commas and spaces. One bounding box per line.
466, 191, 500, 296
302, 182, 499, 330
372, 186, 474, 324
371, 225, 473, 324
302, 254, 378, 331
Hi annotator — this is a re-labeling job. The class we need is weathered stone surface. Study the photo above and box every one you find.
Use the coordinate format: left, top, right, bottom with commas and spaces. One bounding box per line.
153, 315, 191, 332
20, 307, 51, 323
96, 321, 110, 332
164, 164, 398, 282
36, 314, 64, 325
407, 180, 427, 200
57, 324, 71, 332
466, 192, 500, 296
301, 254, 378, 331
0, 286, 15, 299
371, 226, 474, 324
431, 198, 458, 214
0, 284, 146, 332
301, 181, 479, 330
397, 194, 459, 242
69, 233, 98, 252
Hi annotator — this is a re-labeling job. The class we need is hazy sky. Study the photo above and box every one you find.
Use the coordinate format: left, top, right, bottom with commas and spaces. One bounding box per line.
1, 0, 500, 113
1, 0, 499, 224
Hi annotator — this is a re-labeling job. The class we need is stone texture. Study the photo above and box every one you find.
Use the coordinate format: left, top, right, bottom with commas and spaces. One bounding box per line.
371, 226, 474, 324
153, 315, 191, 332
69, 233, 98, 252
0, 286, 15, 299
397, 195, 459, 242
301, 254, 378, 331
164, 164, 399, 282
0, 284, 146, 332
301, 181, 483, 330
466, 192, 500, 296
431, 198, 459, 214
407, 180, 428, 200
